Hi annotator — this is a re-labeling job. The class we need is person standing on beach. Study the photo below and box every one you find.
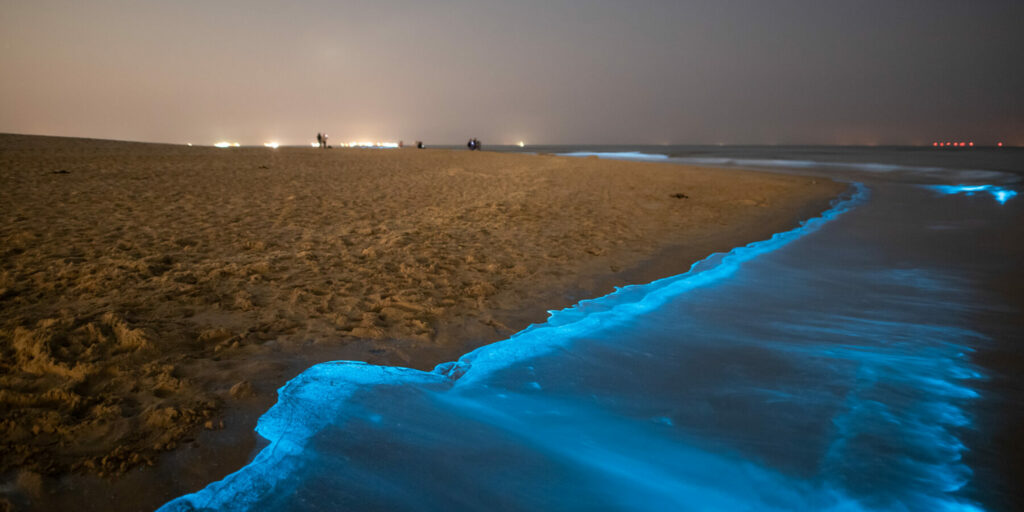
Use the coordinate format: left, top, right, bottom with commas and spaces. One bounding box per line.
322, 133, 328, 149
317, 132, 323, 148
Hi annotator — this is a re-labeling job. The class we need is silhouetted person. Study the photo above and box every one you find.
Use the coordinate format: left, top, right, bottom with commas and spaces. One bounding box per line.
416, 141, 424, 149
317, 132, 323, 148
467, 137, 481, 151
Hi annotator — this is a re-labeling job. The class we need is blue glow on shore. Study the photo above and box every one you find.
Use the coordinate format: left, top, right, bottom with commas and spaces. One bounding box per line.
927, 184, 1018, 204
159, 185, 870, 512
558, 151, 670, 161
438, 185, 868, 387
159, 182, 988, 512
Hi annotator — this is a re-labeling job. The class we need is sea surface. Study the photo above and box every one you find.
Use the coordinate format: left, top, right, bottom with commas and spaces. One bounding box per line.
162, 146, 1023, 511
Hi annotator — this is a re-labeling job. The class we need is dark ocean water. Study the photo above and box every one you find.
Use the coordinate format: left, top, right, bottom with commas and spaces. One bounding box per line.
492, 144, 1024, 184
162, 146, 1023, 511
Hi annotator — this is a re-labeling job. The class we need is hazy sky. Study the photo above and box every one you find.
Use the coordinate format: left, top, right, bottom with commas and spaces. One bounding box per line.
1, 0, 1021, 145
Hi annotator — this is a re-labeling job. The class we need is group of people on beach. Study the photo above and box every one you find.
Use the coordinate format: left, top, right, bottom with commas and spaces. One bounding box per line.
311, 133, 478, 150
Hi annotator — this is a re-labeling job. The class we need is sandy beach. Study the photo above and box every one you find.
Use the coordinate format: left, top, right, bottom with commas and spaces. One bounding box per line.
0, 134, 846, 509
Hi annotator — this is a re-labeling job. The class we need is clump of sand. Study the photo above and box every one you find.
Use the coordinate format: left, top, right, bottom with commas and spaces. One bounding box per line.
0, 134, 846, 486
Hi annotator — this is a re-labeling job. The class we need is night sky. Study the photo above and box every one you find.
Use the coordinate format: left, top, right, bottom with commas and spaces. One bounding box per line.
1, 0, 1021, 146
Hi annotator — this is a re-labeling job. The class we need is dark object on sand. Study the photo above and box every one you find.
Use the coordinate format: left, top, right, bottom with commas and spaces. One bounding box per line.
467, 138, 481, 151
416, 141, 424, 149
52, 169, 70, 174
671, 192, 688, 199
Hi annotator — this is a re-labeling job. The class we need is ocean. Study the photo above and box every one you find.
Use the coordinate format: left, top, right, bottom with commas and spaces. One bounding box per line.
161, 146, 1023, 511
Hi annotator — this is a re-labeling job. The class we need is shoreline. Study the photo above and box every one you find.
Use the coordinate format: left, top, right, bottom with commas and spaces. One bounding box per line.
0, 134, 846, 510
159, 183, 868, 511
33, 187, 849, 512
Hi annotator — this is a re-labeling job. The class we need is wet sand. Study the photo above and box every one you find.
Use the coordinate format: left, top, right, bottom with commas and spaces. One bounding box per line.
0, 134, 846, 510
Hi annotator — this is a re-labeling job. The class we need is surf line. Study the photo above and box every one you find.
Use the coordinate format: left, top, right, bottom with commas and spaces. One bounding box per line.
159, 184, 870, 512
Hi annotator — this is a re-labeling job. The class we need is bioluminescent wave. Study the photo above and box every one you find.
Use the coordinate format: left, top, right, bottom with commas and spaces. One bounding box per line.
557, 151, 671, 161
157, 186, 865, 511
438, 184, 867, 388
162, 140, 1024, 511
160, 181, 993, 511
926, 184, 1019, 205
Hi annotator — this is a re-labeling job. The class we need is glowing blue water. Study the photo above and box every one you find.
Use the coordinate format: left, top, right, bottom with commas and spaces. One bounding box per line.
557, 151, 671, 161
926, 184, 1019, 205
162, 149, 1024, 511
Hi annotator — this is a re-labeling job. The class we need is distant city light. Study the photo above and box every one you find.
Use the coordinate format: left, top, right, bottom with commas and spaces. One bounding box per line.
339, 141, 399, 148
264, 142, 280, 149
214, 141, 240, 148
997, 142, 1004, 147
933, 141, 983, 149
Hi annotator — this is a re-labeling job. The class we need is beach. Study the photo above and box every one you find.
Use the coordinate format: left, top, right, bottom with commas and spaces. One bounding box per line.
0, 134, 846, 509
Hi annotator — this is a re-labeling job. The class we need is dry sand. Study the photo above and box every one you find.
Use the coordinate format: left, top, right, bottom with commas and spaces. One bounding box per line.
0, 134, 846, 508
